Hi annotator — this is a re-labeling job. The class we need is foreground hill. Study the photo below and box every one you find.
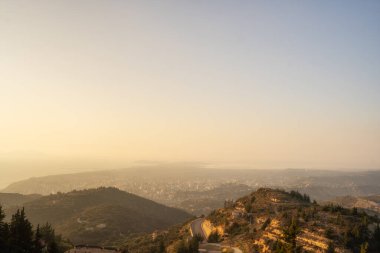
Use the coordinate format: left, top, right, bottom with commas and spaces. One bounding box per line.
5, 187, 192, 245
200, 188, 380, 253
92, 188, 380, 253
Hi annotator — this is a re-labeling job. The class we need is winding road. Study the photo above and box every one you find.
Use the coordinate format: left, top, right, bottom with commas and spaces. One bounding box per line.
190, 218, 242, 253
190, 218, 207, 241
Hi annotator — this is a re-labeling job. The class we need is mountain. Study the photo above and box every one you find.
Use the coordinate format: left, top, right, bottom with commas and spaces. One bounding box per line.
0, 192, 41, 208
5, 187, 192, 245
326, 195, 380, 216
97, 188, 380, 253
198, 188, 380, 253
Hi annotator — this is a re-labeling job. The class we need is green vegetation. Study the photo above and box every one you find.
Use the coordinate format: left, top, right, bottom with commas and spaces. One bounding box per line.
6, 187, 192, 245
0, 193, 41, 208
115, 219, 199, 253
207, 230, 221, 243
175, 236, 201, 253
0, 205, 70, 253
225, 222, 239, 235
289, 190, 311, 203
204, 188, 380, 253
281, 217, 302, 253
261, 218, 271, 231
326, 242, 335, 253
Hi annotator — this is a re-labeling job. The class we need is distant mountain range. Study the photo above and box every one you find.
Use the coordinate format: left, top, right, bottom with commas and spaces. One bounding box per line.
2, 168, 380, 215
3, 187, 192, 245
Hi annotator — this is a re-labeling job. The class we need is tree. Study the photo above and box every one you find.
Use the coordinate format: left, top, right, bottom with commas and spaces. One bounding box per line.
49, 240, 60, 253
244, 202, 252, 213
33, 224, 43, 253
40, 223, 61, 253
207, 231, 220, 243
325, 228, 334, 239
188, 236, 200, 253
175, 240, 188, 253
369, 224, 380, 251
9, 208, 34, 253
261, 218, 271, 231
326, 242, 335, 253
283, 218, 301, 253
0, 205, 9, 252
158, 239, 165, 253
0, 207, 67, 253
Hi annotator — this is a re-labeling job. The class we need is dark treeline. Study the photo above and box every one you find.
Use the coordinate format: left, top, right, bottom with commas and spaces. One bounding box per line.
0, 205, 69, 253
288, 190, 311, 203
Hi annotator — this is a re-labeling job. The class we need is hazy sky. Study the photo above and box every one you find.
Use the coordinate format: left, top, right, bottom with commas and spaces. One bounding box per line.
1, 1, 380, 185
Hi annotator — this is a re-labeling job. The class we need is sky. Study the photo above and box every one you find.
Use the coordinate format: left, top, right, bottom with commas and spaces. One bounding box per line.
1, 1, 380, 187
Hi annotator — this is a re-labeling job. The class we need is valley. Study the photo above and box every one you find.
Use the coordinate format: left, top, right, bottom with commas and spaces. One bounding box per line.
2, 168, 380, 216
1, 169, 380, 252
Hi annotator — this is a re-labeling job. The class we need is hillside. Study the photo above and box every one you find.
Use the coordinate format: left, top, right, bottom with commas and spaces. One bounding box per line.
92, 188, 380, 253
201, 188, 380, 253
3, 169, 380, 214
0, 192, 41, 208
174, 183, 254, 215
5, 187, 192, 245
326, 195, 380, 216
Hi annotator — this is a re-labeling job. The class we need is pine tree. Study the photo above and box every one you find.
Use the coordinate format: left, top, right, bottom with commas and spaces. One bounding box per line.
40, 223, 60, 253
283, 217, 301, 253
49, 240, 60, 253
9, 208, 34, 253
188, 236, 199, 253
368, 224, 380, 252
158, 239, 165, 253
33, 224, 43, 253
326, 242, 335, 253
0, 205, 9, 252
175, 240, 188, 253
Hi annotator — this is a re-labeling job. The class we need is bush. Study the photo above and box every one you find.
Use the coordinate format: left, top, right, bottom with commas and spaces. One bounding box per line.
207, 231, 221, 243
261, 218, 271, 231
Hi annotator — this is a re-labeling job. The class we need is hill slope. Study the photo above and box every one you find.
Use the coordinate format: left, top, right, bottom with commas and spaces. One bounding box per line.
0, 192, 41, 208
5, 187, 192, 245
96, 188, 380, 253
202, 188, 380, 253
326, 195, 380, 216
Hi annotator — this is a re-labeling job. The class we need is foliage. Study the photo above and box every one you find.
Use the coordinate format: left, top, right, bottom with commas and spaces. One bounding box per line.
282, 217, 301, 252
289, 191, 310, 203
9, 208, 34, 252
368, 223, 380, 252
0, 206, 69, 253
207, 230, 221, 243
326, 242, 335, 253
6, 187, 192, 245
0, 205, 9, 252
225, 222, 243, 235
261, 218, 271, 231
325, 227, 334, 239
244, 202, 252, 213
175, 235, 201, 253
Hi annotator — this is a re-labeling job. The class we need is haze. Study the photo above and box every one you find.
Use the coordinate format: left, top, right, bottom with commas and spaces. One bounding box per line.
1, 1, 380, 188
